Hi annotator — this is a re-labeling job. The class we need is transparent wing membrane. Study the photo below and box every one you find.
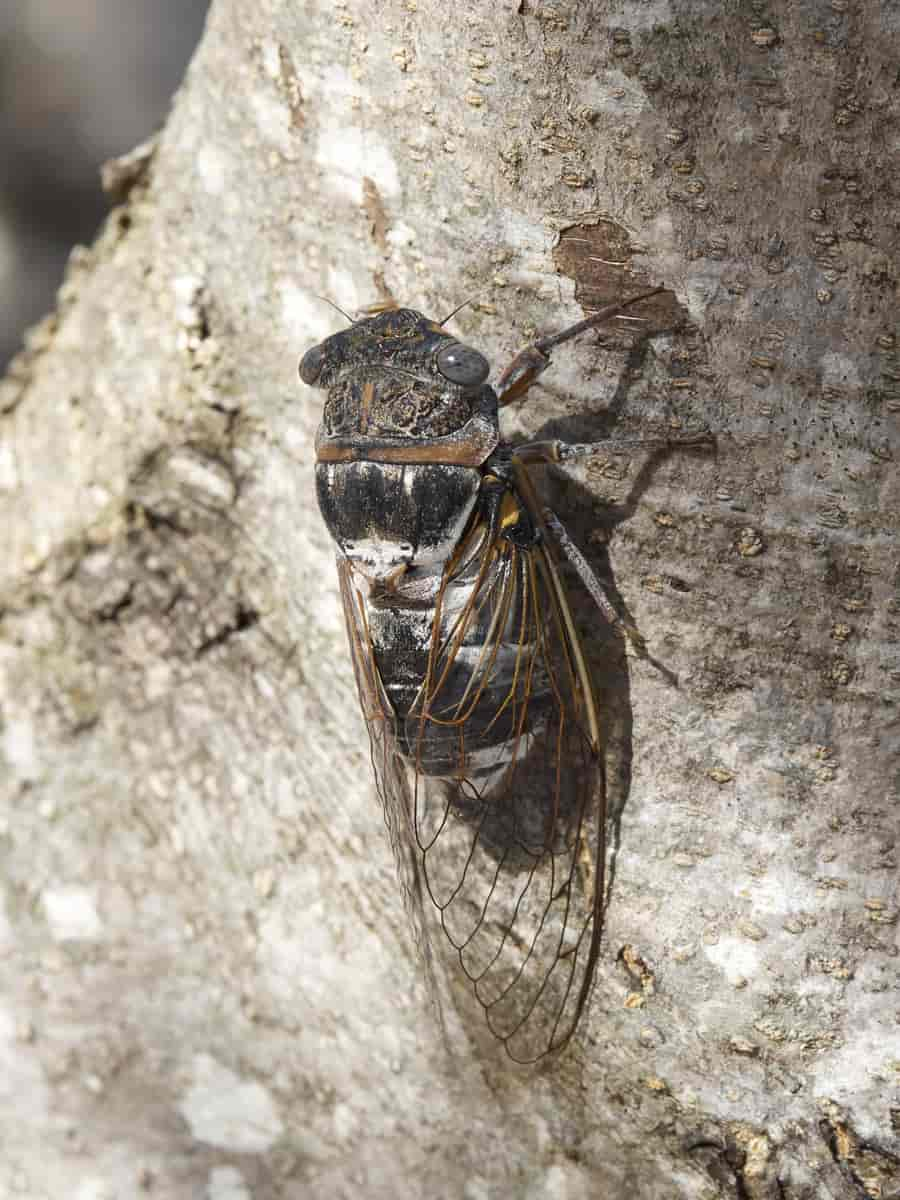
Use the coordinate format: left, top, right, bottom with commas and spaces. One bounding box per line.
338, 474, 606, 1062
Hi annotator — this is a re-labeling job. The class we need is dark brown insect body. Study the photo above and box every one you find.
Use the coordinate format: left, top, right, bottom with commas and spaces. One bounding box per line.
300, 292, 689, 1061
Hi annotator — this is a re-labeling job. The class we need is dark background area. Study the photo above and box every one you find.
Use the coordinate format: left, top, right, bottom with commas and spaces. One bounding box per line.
0, 0, 210, 369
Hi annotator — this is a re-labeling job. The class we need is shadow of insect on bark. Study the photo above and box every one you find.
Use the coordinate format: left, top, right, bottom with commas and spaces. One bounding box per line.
508, 327, 713, 906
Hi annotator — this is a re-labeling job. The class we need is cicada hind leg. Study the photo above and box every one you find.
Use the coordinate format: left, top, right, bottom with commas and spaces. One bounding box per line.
509, 434, 713, 651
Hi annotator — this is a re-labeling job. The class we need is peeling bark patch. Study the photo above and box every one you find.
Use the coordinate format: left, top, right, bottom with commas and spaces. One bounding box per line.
277, 45, 304, 131
362, 178, 398, 306
362, 177, 391, 255
178, 1053, 283, 1153
553, 221, 683, 333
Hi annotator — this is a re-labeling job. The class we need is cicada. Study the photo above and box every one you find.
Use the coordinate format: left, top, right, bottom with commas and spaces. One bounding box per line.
299, 289, 700, 1062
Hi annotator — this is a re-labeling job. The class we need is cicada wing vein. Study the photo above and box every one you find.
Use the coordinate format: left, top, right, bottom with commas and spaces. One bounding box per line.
405, 479, 607, 1064
336, 463, 607, 1063
336, 557, 442, 1022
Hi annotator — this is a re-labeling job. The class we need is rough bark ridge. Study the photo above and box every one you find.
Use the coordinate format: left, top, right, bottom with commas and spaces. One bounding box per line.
1, 2, 898, 1197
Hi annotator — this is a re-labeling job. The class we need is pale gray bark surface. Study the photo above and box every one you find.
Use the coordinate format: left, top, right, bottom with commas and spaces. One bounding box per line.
1, 2, 898, 1197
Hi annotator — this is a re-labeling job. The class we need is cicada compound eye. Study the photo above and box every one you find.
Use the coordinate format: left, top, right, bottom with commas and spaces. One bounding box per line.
435, 342, 490, 387
298, 343, 327, 385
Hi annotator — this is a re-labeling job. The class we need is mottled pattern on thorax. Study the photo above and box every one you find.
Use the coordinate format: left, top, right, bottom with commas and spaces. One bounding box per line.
322, 368, 471, 439
314, 307, 476, 442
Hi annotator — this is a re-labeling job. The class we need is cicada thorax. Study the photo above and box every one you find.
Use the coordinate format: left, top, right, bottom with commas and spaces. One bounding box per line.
320, 367, 472, 440
309, 307, 500, 577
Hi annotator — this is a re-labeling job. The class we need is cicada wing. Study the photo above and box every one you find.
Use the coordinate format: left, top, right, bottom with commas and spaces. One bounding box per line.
336, 557, 440, 1011
406, 486, 606, 1063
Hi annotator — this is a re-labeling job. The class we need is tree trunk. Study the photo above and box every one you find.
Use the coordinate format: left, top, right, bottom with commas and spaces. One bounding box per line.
1, 2, 898, 1196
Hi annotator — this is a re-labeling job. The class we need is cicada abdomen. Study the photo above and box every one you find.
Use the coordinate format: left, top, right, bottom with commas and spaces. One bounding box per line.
331, 457, 605, 1060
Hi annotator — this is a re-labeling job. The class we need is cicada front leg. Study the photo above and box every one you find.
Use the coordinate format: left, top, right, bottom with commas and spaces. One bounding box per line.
494, 285, 713, 459
507, 433, 712, 654
494, 288, 666, 407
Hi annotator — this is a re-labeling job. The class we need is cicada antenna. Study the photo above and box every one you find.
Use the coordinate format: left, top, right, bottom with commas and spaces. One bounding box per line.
316, 295, 354, 324
439, 296, 479, 326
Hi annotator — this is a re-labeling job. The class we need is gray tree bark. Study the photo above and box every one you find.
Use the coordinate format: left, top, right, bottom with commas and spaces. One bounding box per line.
1, 1, 898, 1197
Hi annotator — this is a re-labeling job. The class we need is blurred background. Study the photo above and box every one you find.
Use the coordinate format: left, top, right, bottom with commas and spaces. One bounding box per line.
0, 0, 211, 369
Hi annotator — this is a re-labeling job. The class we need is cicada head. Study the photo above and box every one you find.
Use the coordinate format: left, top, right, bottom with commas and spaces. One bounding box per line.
299, 307, 494, 443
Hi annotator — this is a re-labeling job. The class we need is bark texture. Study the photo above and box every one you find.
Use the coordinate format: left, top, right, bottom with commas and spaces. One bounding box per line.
1, 1, 899, 1197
